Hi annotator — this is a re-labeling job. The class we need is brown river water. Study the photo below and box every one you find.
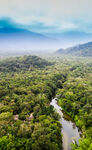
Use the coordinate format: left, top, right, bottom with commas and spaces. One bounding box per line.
50, 98, 81, 150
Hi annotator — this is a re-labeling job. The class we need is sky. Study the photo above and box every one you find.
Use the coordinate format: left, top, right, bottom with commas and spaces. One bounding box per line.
0, 0, 92, 34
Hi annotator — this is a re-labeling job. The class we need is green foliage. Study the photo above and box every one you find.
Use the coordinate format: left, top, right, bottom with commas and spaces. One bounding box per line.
0, 55, 65, 150
56, 57, 92, 150
71, 138, 92, 150
0, 55, 53, 72
0, 55, 92, 150
0, 112, 12, 120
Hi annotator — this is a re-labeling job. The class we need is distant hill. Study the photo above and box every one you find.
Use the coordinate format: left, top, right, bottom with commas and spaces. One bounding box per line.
0, 17, 58, 50
1, 18, 92, 51
0, 26, 51, 50
0, 27, 47, 40
0, 55, 52, 72
0, 26, 59, 51
56, 41, 92, 56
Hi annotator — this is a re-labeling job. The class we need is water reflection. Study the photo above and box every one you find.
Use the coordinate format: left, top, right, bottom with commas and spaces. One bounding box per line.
50, 98, 80, 150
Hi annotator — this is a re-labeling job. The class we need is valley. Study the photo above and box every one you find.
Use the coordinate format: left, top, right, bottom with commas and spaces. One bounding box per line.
0, 54, 92, 150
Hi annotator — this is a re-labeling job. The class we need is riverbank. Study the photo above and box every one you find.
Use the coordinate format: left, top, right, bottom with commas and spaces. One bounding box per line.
50, 98, 80, 150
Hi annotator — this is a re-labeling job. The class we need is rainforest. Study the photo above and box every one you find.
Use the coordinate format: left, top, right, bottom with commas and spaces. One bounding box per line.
0, 54, 92, 150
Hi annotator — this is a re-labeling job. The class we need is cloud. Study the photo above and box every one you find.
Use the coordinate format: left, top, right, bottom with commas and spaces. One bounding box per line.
0, 0, 92, 33
0, 17, 58, 34
0, 17, 16, 28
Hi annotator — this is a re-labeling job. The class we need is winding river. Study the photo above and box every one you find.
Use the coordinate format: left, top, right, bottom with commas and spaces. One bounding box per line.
50, 98, 80, 150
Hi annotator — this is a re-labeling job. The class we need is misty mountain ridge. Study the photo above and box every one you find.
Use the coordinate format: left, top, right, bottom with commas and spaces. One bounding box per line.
0, 17, 92, 50
0, 17, 58, 50
0, 26, 59, 50
0, 27, 48, 39
56, 41, 92, 56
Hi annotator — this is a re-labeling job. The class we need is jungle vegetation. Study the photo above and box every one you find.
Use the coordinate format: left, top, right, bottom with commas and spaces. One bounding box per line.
0, 54, 92, 150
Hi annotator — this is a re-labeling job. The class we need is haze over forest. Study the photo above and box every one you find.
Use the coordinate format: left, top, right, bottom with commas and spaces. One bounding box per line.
0, 0, 92, 53
0, 1, 92, 150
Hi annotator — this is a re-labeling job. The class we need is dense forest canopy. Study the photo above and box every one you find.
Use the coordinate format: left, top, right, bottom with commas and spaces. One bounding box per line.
0, 54, 92, 150
0, 55, 53, 72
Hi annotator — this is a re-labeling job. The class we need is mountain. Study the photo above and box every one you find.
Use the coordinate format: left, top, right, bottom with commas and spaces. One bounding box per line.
0, 26, 55, 51
0, 17, 47, 40
56, 41, 92, 56
51, 31, 92, 48
0, 27, 47, 40
0, 18, 59, 51
0, 55, 52, 72
1, 18, 92, 51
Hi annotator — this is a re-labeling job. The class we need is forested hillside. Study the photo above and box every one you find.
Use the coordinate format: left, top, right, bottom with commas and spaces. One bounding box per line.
56, 57, 92, 150
0, 55, 92, 150
0, 55, 52, 72
0, 55, 67, 150
56, 41, 92, 56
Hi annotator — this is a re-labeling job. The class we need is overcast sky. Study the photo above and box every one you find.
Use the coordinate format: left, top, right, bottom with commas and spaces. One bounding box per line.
0, 0, 92, 34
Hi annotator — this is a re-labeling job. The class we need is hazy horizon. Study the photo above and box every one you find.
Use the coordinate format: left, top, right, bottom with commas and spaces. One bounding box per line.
0, 0, 92, 51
